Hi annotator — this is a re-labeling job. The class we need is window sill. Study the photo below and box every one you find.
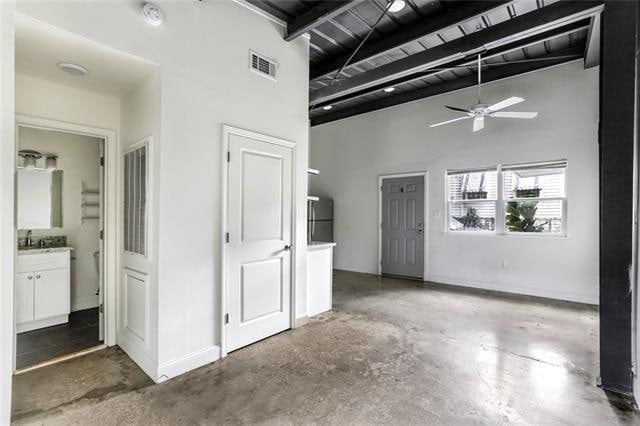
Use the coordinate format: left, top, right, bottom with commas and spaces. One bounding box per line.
444, 231, 568, 239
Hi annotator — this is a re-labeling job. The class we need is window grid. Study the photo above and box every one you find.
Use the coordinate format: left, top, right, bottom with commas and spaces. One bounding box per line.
124, 143, 147, 256
447, 161, 567, 236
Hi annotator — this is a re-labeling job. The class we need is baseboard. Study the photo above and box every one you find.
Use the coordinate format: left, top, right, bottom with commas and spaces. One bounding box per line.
428, 274, 598, 305
117, 332, 159, 382
71, 299, 99, 312
294, 316, 309, 327
157, 345, 221, 382
17, 315, 68, 333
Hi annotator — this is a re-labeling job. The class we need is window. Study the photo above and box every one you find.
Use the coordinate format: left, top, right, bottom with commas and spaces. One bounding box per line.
447, 160, 567, 235
124, 142, 148, 256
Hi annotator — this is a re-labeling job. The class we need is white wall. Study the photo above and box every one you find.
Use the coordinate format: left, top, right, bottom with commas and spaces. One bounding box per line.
0, 2, 15, 424
13, 0, 310, 382
17, 126, 102, 312
310, 61, 599, 304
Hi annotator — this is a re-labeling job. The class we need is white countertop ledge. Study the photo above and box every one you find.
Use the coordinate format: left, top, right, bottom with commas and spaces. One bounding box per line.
18, 247, 74, 255
307, 242, 336, 251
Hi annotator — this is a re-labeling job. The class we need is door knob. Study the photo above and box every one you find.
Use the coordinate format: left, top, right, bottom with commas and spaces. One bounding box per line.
284, 245, 293, 251
417, 222, 424, 235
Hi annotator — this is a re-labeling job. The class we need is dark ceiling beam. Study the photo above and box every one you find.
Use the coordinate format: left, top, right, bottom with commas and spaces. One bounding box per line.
309, 1, 603, 105
310, 0, 513, 80
313, 19, 590, 110
583, 13, 601, 69
310, 45, 583, 126
285, 0, 364, 42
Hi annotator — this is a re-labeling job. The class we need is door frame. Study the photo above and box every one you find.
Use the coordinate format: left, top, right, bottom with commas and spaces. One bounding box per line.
13, 114, 118, 370
220, 124, 297, 358
377, 172, 429, 280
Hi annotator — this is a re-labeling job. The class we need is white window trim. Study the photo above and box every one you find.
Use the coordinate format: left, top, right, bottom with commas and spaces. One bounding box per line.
446, 160, 568, 237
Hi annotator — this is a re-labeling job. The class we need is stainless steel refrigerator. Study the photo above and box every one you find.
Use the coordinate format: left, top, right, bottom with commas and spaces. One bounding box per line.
308, 198, 333, 242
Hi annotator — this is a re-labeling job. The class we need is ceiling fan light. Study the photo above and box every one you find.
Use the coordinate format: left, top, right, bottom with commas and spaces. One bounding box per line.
388, 0, 406, 13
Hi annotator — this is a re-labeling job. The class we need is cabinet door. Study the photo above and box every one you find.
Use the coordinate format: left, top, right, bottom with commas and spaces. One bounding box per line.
34, 269, 69, 320
16, 272, 34, 324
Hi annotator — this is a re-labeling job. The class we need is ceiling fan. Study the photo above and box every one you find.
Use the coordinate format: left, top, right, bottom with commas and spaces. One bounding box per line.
429, 54, 538, 132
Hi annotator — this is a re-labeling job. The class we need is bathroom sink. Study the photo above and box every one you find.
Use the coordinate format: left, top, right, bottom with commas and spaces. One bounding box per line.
17, 246, 74, 255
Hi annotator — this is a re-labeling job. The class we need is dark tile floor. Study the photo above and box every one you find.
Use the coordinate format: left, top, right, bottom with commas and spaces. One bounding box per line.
16, 308, 101, 369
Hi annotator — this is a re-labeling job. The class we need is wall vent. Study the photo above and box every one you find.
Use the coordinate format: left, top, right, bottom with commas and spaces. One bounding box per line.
250, 51, 277, 80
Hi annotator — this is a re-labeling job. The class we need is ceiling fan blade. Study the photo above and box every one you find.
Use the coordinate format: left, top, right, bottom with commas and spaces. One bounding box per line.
490, 111, 538, 119
445, 105, 472, 114
486, 96, 524, 112
429, 116, 471, 128
473, 116, 484, 132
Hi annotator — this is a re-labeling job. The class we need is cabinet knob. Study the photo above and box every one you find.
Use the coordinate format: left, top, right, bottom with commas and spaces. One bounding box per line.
35, 274, 41, 279
28, 276, 33, 280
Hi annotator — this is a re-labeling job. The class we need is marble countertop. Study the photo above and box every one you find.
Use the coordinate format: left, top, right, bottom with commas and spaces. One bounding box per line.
17, 247, 74, 255
307, 242, 336, 251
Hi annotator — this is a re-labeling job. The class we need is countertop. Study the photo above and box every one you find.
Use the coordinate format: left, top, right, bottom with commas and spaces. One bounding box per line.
17, 247, 74, 255
307, 242, 336, 251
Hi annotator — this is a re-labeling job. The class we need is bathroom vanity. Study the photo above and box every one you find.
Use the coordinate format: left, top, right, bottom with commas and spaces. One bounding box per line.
16, 247, 72, 333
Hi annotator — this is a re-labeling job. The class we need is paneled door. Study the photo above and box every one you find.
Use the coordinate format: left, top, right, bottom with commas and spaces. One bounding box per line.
226, 130, 294, 352
381, 175, 425, 279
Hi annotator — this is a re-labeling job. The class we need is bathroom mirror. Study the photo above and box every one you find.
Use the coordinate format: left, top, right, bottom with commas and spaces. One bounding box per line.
17, 169, 63, 229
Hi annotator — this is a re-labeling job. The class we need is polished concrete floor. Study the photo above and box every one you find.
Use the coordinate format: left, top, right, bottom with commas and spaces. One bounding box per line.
12, 270, 639, 424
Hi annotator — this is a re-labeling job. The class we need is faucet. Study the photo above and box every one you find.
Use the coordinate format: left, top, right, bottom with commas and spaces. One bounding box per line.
25, 230, 32, 248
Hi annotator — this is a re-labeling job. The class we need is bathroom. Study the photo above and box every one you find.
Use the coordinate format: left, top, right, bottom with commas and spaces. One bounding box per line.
16, 125, 104, 369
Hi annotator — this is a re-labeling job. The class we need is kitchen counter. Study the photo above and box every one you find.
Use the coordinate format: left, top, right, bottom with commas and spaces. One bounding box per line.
307, 241, 336, 251
307, 242, 335, 317
18, 247, 74, 255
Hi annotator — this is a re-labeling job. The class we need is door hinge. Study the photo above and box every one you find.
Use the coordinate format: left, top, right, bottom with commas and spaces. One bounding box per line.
99, 303, 104, 314
380, 185, 383, 191
100, 156, 104, 166
225, 232, 230, 243
227, 151, 230, 162
224, 313, 229, 324
100, 230, 104, 240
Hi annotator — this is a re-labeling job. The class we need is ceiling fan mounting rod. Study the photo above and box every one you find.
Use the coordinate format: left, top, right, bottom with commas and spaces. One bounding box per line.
477, 53, 482, 104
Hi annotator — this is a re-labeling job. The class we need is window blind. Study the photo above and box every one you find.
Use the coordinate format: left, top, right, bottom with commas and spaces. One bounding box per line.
124, 144, 147, 256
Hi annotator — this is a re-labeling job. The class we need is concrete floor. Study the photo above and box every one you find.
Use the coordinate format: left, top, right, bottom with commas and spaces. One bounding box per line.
12, 270, 640, 425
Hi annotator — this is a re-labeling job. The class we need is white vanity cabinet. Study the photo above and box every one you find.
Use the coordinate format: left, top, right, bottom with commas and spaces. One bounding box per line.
16, 249, 71, 333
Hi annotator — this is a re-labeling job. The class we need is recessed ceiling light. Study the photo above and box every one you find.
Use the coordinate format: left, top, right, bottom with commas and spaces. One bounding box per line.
323, 105, 333, 111
142, 2, 164, 26
388, 0, 406, 13
57, 62, 89, 77
384, 87, 395, 93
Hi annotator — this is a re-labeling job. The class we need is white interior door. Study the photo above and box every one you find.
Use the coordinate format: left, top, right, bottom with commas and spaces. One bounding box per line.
98, 139, 105, 342
226, 132, 293, 353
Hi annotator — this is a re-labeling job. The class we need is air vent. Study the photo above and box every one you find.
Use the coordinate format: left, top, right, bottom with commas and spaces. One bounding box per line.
250, 51, 277, 80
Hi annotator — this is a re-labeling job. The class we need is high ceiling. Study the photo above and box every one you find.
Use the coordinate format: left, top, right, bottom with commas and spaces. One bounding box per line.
246, 0, 603, 126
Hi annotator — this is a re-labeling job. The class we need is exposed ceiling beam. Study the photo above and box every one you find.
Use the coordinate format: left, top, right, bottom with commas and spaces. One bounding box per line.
584, 14, 601, 69
285, 0, 363, 42
310, 46, 584, 126
309, 1, 603, 106
313, 19, 590, 109
310, 0, 512, 80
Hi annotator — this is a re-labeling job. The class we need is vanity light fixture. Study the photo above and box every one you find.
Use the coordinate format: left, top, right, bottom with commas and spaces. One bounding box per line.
18, 150, 42, 169
142, 2, 164, 26
388, 0, 406, 13
322, 105, 333, 111
45, 155, 58, 171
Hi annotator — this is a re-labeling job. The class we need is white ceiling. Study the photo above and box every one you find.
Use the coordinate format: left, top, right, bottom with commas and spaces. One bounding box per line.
15, 14, 156, 97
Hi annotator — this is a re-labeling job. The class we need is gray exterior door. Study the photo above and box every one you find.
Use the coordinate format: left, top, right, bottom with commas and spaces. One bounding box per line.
381, 175, 425, 279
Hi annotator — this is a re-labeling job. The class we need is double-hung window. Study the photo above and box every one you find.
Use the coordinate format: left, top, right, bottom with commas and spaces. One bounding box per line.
447, 160, 567, 235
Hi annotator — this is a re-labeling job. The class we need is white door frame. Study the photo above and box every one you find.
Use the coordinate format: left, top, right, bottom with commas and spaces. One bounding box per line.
13, 114, 119, 368
378, 171, 429, 280
220, 124, 297, 358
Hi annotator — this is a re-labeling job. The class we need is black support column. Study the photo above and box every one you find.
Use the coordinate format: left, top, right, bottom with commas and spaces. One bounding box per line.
599, 0, 638, 395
